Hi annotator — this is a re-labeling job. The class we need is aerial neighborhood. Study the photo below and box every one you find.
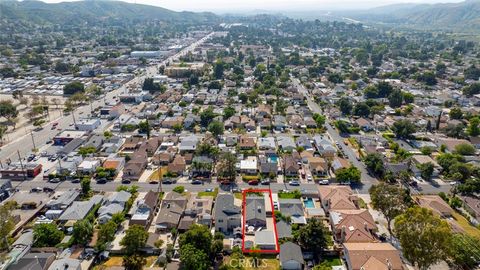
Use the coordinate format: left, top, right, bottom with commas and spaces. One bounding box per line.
1, 1, 480, 270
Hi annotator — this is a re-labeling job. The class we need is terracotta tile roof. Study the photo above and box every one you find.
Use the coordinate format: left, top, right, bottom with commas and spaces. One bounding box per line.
343, 242, 403, 270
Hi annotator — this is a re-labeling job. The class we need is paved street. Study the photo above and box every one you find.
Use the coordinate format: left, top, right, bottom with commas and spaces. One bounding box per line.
0, 32, 215, 163
293, 78, 378, 193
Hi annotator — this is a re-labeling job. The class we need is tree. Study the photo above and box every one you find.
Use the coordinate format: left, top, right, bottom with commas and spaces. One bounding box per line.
142, 78, 164, 93
223, 106, 235, 119
0, 101, 18, 122
33, 223, 65, 247
217, 152, 237, 182
403, 92, 414, 104
312, 113, 326, 127
352, 102, 370, 118
388, 89, 403, 108
392, 119, 417, 138
81, 177, 91, 195
238, 93, 248, 104
376, 81, 394, 98
467, 116, 480, 137
454, 143, 476, 156
394, 207, 451, 270
200, 106, 215, 127
179, 244, 210, 270
122, 254, 147, 270
416, 71, 437, 85
72, 219, 93, 246
417, 162, 434, 181
335, 166, 361, 184
0, 202, 16, 251
364, 153, 385, 177
120, 225, 148, 255
138, 120, 151, 138
336, 97, 352, 115
449, 107, 463, 120
213, 59, 225, 79
369, 183, 409, 235
295, 218, 329, 257
447, 234, 480, 269
96, 221, 117, 251
208, 121, 224, 137
173, 186, 185, 194
179, 224, 212, 255
63, 81, 85, 95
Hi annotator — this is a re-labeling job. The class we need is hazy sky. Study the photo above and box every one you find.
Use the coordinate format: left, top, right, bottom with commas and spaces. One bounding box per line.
40, 0, 465, 12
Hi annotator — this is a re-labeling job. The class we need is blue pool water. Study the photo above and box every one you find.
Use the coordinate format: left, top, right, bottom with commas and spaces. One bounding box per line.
268, 156, 278, 163
304, 198, 315, 208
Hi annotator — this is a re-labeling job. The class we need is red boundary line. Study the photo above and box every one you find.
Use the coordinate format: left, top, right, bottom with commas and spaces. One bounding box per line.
241, 189, 279, 253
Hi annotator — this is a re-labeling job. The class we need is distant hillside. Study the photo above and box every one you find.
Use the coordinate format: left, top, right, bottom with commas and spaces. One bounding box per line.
0, 0, 219, 25
339, 0, 480, 33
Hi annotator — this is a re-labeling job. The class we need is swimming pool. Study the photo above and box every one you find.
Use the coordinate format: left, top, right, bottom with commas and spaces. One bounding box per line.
304, 198, 315, 208
268, 156, 278, 163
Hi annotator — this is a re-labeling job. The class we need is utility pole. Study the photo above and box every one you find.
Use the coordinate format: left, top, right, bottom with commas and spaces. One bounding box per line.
72, 111, 77, 126
17, 150, 26, 180
30, 131, 36, 151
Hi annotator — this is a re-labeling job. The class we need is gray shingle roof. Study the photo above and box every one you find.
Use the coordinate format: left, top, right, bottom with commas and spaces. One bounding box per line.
279, 242, 304, 265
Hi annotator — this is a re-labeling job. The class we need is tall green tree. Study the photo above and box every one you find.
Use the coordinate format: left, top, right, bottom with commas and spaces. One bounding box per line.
217, 152, 237, 182
122, 254, 146, 270
33, 223, 65, 247
417, 162, 434, 181
369, 183, 409, 235
179, 244, 210, 270
447, 234, 480, 269
388, 89, 403, 108
208, 121, 224, 137
0, 202, 16, 251
467, 117, 480, 137
72, 219, 93, 246
335, 166, 361, 184
392, 119, 417, 138
336, 97, 352, 115
295, 218, 329, 257
394, 207, 452, 270
120, 225, 148, 255
364, 153, 385, 177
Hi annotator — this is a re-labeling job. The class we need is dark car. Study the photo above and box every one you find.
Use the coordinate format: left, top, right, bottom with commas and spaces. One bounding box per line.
30, 187, 42, 193
96, 178, 107, 184
121, 179, 131, 184
261, 180, 270, 185
43, 187, 54, 193
71, 178, 81, 183
248, 180, 259, 185
162, 179, 174, 184
191, 180, 202, 185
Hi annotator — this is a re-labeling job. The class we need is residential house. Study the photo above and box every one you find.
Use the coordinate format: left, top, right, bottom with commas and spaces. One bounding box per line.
330, 209, 377, 243
259, 156, 277, 177
410, 155, 441, 178
130, 191, 160, 227
239, 136, 256, 150
313, 135, 336, 158
240, 156, 258, 175
179, 135, 199, 153
279, 199, 306, 224
167, 155, 186, 176
343, 242, 404, 270
273, 115, 288, 131
48, 258, 81, 270
255, 230, 277, 250
214, 194, 241, 234
225, 115, 256, 131
277, 136, 296, 152
156, 192, 188, 232
461, 196, 480, 223
296, 135, 314, 152
122, 150, 148, 181
58, 195, 103, 223
77, 158, 101, 174
284, 155, 300, 176
355, 118, 373, 131
257, 137, 276, 150
98, 191, 131, 224
245, 196, 267, 228
415, 195, 453, 218
308, 157, 328, 177
179, 196, 213, 231
331, 157, 350, 173
318, 186, 359, 213
279, 242, 304, 270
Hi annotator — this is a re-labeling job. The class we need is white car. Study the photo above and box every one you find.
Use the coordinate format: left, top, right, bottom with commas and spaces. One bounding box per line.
306, 175, 313, 181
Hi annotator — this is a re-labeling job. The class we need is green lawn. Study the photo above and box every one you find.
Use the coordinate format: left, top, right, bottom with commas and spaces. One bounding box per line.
278, 190, 301, 199
322, 255, 342, 266
198, 187, 218, 198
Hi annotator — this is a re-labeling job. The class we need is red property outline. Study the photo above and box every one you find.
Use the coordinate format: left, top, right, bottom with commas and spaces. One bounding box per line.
241, 189, 280, 253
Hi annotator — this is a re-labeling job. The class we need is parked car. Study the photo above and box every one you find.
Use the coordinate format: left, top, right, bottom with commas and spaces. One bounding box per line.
97, 178, 107, 184
319, 180, 329, 185
30, 187, 42, 193
121, 179, 131, 184
162, 179, 174, 184
306, 175, 313, 182
288, 180, 300, 186
43, 187, 54, 193
191, 180, 202, 185
248, 180, 259, 185
261, 180, 270, 185
71, 179, 81, 183
48, 178, 61, 183
205, 188, 214, 192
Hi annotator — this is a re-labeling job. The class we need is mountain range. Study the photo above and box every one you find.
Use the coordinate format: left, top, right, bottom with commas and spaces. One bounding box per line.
338, 0, 480, 32
0, 0, 218, 25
